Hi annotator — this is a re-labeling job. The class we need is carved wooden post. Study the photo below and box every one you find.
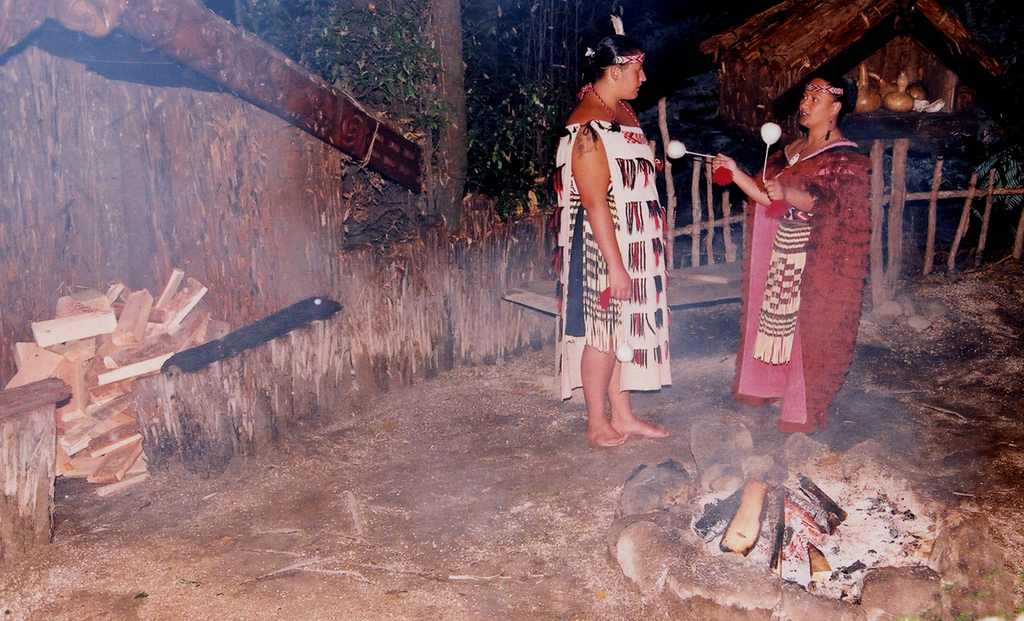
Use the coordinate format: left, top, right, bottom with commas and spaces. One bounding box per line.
0, 378, 70, 565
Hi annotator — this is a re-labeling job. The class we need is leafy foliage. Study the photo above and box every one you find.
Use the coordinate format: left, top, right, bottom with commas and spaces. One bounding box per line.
237, 0, 444, 133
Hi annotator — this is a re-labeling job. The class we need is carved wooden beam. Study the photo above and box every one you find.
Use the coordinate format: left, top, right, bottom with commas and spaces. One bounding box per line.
0, 0, 422, 191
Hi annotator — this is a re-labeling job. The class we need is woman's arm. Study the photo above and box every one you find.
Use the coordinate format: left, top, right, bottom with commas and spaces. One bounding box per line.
572, 125, 631, 300
712, 154, 771, 206
764, 180, 816, 212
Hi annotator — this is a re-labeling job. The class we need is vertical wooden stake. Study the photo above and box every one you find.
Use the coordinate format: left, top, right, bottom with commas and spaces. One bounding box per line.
886, 138, 909, 293
869, 140, 888, 306
1015, 200, 1024, 260
657, 98, 677, 269
704, 160, 715, 265
976, 169, 997, 267
690, 160, 701, 267
923, 157, 943, 275
723, 189, 736, 263
948, 172, 979, 274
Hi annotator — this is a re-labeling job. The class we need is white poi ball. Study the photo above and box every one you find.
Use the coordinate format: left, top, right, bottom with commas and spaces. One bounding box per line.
760, 122, 782, 145
615, 343, 635, 363
666, 140, 686, 159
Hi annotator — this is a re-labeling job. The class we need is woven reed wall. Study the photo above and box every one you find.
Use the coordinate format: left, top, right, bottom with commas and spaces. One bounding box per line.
0, 45, 553, 397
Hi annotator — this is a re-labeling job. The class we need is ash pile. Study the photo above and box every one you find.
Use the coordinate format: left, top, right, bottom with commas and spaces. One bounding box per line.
608, 422, 1018, 620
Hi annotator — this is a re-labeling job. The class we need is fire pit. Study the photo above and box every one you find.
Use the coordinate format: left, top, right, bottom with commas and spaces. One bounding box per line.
608, 424, 1017, 619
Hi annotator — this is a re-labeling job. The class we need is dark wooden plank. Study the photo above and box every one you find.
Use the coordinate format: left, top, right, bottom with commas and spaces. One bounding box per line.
0, 378, 71, 421
503, 262, 742, 317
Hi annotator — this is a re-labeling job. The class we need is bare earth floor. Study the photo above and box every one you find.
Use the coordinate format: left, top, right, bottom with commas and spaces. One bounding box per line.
1, 264, 1023, 620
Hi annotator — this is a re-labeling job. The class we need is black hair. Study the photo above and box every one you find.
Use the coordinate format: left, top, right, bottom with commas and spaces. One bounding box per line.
805, 72, 858, 119
582, 35, 642, 83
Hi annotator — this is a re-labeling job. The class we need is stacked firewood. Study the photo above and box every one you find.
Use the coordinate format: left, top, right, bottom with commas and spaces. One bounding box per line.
4, 269, 225, 496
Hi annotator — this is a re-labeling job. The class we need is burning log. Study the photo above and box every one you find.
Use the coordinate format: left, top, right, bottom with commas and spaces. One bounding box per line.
797, 474, 847, 534
807, 543, 831, 581
763, 486, 787, 572
693, 486, 745, 542
720, 480, 769, 555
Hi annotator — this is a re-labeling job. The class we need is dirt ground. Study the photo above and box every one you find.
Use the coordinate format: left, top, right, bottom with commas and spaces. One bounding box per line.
1, 263, 1023, 620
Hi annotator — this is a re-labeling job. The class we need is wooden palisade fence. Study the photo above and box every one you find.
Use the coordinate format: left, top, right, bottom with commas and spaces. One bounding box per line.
654, 117, 1024, 301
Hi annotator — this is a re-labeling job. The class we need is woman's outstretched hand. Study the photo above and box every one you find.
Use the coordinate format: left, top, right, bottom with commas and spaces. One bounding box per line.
713, 153, 738, 173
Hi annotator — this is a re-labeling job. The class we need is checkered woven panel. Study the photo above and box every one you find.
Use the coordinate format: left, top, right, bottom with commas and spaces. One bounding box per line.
753, 218, 812, 364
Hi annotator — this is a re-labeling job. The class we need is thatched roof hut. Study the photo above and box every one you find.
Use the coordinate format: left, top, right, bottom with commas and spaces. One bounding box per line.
699, 0, 1004, 151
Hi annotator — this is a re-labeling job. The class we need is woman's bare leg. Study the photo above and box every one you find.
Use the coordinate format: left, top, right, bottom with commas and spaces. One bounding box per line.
580, 345, 626, 447
608, 357, 670, 438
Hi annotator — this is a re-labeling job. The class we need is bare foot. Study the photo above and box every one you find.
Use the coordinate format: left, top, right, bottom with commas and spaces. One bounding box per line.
585, 423, 627, 447
611, 415, 670, 439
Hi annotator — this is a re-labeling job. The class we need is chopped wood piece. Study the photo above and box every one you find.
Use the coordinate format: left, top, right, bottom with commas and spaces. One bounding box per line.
88, 378, 134, 404
86, 410, 136, 440
161, 277, 208, 331
96, 472, 149, 497
58, 339, 98, 363
32, 311, 117, 348
106, 282, 127, 305
59, 418, 97, 456
87, 424, 144, 459
60, 451, 105, 479
72, 289, 113, 313
126, 453, 149, 477
111, 289, 154, 347
54, 356, 90, 420
694, 486, 745, 542
154, 268, 185, 309
88, 438, 144, 483
797, 474, 847, 534
5, 343, 64, 389
96, 353, 173, 386
807, 544, 831, 581
720, 480, 770, 555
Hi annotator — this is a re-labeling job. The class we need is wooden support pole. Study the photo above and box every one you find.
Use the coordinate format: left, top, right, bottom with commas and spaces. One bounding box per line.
869, 140, 888, 306
976, 169, 997, 267
948, 172, 979, 274
886, 139, 909, 293
690, 161, 701, 267
923, 157, 943, 275
657, 98, 677, 269
1015, 202, 1024, 260
722, 189, 737, 263
704, 161, 715, 264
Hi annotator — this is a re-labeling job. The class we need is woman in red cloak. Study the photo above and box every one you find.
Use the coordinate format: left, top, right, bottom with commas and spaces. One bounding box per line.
713, 74, 872, 434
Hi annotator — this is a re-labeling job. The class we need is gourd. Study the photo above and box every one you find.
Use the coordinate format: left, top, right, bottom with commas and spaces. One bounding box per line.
854, 64, 882, 113
883, 70, 914, 113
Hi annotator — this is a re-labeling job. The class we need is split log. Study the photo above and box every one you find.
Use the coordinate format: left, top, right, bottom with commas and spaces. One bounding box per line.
693, 485, 745, 542
720, 479, 769, 555
796, 474, 847, 534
